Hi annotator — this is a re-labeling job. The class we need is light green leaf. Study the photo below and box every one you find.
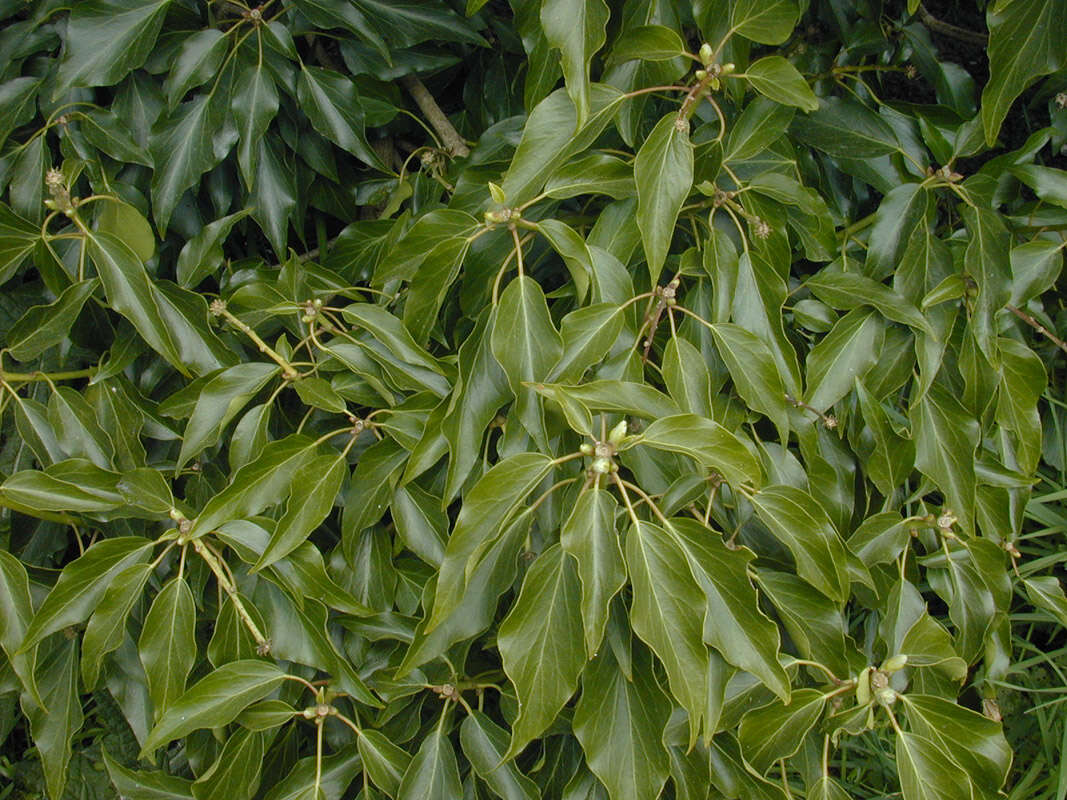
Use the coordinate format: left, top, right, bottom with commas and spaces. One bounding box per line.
20, 636, 83, 800
1024, 576, 1067, 628
910, 382, 979, 536
141, 660, 287, 754
635, 113, 694, 285
745, 56, 818, 111
358, 729, 412, 797
186, 435, 319, 540
192, 728, 264, 800
255, 453, 346, 570
82, 562, 154, 690
498, 545, 585, 756
896, 731, 975, 800
104, 749, 194, 799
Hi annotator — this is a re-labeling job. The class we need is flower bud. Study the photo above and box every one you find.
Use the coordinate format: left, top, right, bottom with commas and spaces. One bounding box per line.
882, 654, 908, 673
579, 443, 594, 456
591, 457, 612, 474
698, 43, 713, 64
607, 419, 628, 445
875, 687, 898, 706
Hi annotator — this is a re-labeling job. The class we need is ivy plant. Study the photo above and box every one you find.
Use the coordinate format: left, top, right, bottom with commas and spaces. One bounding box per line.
1, 1, 1067, 799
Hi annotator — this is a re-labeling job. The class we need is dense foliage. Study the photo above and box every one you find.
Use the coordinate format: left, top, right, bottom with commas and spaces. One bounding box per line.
2, 0, 1067, 798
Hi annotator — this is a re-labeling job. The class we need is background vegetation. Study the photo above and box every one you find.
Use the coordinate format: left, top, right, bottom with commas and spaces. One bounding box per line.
1, 0, 1066, 798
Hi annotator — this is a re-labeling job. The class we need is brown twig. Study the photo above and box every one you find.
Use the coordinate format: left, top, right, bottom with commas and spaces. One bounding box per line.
399, 75, 470, 158
1008, 304, 1067, 356
917, 3, 988, 46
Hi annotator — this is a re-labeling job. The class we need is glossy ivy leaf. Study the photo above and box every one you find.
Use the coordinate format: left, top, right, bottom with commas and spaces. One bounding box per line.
139, 576, 197, 716
185, 435, 319, 540
141, 660, 287, 754
192, 728, 265, 800
670, 518, 791, 701
175, 209, 253, 288
803, 309, 884, 414
19, 537, 154, 653
104, 749, 195, 799
606, 25, 686, 65
710, 322, 790, 440
5, 278, 100, 362
81, 562, 154, 690
573, 644, 671, 800
639, 414, 761, 489
625, 521, 708, 745
737, 688, 825, 772
895, 730, 975, 800
698, 0, 800, 45
540, 0, 609, 128
397, 715, 463, 800
21, 636, 83, 800
429, 452, 554, 630
749, 485, 849, 603
0, 550, 38, 701
459, 711, 540, 800
561, 489, 626, 658
56, 0, 172, 90
498, 545, 585, 757
635, 113, 693, 285
358, 728, 412, 797
981, 0, 1065, 145
0, 202, 40, 284
745, 56, 818, 112
791, 96, 900, 158
298, 65, 386, 171
1023, 576, 1067, 628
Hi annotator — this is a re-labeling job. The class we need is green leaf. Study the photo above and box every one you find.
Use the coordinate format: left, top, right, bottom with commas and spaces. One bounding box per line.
20, 636, 83, 800
749, 485, 849, 603
491, 276, 563, 446
901, 694, 1011, 791
398, 716, 463, 800
258, 747, 359, 800
0, 550, 38, 701
573, 645, 671, 800
962, 205, 1011, 357
719, 0, 800, 45
724, 97, 795, 162
670, 519, 791, 701
791, 96, 900, 158
232, 63, 279, 185
429, 452, 554, 630
498, 545, 585, 756
176, 363, 279, 472
855, 380, 915, 497
895, 731, 975, 800
56, 0, 172, 89
710, 322, 790, 439
625, 521, 708, 745
745, 56, 818, 111
910, 382, 979, 536
499, 84, 624, 204
186, 434, 319, 540
737, 689, 825, 772
175, 209, 253, 288
459, 711, 540, 800
80, 108, 154, 166
358, 729, 412, 797
149, 89, 236, 236
255, 453, 346, 570
104, 749, 194, 799
541, 0, 610, 127
5, 278, 100, 362
165, 29, 228, 109
81, 562, 154, 690
139, 577, 197, 716
981, 0, 1066, 144
0, 201, 41, 285
141, 660, 287, 754
0, 77, 42, 151
560, 490, 625, 658
607, 25, 686, 65
96, 199, 156, 263
298, 66, 385, 170
639, 414, 762, 488
551, 303, 625, 382
192, 728, 265, 800
19, 537, 153, 653
1024, 576, 1067, 628
662, 336, 713, 417
635, 113, 694, 285
804, 309, 885, 413
86, 230, 234, 376
805, 264, 933, 334
0, 459, 125, 514
1010, 164, 1067, 209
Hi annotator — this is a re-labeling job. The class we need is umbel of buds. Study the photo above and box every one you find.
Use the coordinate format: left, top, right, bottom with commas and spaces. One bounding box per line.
44, 169, 74, 215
